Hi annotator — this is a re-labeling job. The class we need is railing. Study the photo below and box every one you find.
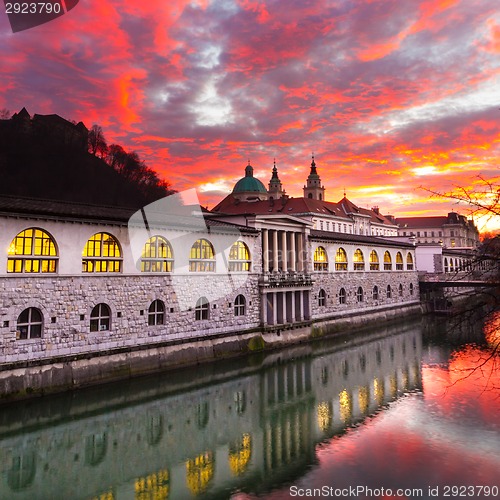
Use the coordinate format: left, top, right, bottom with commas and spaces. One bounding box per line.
259, 271, 313, 286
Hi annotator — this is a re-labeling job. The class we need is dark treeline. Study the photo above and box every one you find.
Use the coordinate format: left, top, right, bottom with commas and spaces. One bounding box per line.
0, 109, 176, 208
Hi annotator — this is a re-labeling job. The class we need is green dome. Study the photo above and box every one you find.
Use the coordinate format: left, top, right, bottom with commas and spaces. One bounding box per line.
233, 164, 267, 194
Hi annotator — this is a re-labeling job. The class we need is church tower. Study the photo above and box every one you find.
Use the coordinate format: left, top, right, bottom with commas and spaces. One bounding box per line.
268, 160, 285, 199
303, 155, 325, 201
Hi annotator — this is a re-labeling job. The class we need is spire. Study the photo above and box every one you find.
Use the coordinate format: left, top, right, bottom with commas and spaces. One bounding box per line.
310, 153, 318, 176
268, 158, 285, 199
303, 154, 325, 201
271, 158, 279, 179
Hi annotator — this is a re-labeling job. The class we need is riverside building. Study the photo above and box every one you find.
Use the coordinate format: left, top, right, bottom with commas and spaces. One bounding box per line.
0, 159, 420, 399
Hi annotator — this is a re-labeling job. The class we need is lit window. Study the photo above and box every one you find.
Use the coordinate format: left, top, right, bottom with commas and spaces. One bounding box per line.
356, 286, 363, 302
7, 228, 57, 273
373, 285, 379, 300
229, 241, 251, 272
190, 239, 215, 272
406, 253, 414, 270
318, 288, 326, 306
386, 285, 392, 299
141, 236, 173, 272
90, 303, 111, 332
353, 249, 364, 271
395, 252, 403, 270
335, 247, 348, 271
16, 308, 42, 340
369, 250, 379, 270
234, 294, 246, 316
314, 246, 328, 271
148, 300, 165, 326
384, 251, 392, 270
195, 297, 210, 320
83, 233, 121, 273
339, 287, 346, 304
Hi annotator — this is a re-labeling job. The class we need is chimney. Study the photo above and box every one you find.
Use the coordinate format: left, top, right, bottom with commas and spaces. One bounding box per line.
372, 206, 379, 215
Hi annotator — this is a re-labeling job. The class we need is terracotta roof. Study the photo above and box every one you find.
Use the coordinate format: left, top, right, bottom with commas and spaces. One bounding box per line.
395, 216, 449, 228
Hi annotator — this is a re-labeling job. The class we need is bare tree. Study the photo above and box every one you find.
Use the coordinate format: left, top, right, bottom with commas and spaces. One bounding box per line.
88, 124, 108, 158
0, 108, 11, 119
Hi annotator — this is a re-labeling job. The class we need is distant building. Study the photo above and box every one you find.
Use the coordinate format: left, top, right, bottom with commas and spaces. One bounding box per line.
395, 213, 480, 249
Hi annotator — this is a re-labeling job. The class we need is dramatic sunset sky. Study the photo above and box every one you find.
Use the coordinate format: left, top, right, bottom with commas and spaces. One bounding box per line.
1, 0, 500, 230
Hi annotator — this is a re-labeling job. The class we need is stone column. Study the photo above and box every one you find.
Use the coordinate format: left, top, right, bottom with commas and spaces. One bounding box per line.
290, 291, 296, 323
290, 232, 296, 272
297, 233, 303, 272
298, 291, 304, 321
281, 230, 288, 272
282, 291, 287, 324
262, 228, 269, 273
272, 230, 279, 272
272, 292, 278, 325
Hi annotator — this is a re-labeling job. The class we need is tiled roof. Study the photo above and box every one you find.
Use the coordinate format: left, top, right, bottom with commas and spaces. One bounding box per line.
395, 216, 449, 228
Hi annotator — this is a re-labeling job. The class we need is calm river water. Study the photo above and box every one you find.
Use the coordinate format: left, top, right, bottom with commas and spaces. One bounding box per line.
0, 312, 499, 500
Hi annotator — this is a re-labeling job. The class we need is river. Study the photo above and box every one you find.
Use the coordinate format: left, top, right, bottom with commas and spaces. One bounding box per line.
0, 311, 499, 500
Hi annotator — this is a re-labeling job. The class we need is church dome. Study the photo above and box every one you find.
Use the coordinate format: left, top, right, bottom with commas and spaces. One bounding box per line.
233, 163, 267, 194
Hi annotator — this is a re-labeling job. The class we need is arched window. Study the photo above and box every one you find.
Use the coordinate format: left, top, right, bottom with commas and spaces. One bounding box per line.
148, 299, 165, 326
449, 258, 454, 272
406, 253, 414, 270
190, 239, 215, 272
8, 228, 57, 273
318, 288, 326, 307
356, 286, 364, 302
141, 236, 173, 272
444, 257, 449, 273
314, 246, 328, 271
339, 287, 346, 304
16, 307, 42, 339
234, 294, 246, 316
335, 248, 348, 271
353, 249, 364, 271
229, 241, 251, 272
396, 252, 403, 270
83, 233, 121, 273
386, 285, 392, 299
369, 250, 379, 271
195, 297, 210, 320
90, 303, 111, 332
373, 285, 379, 300
399, 283, 404, 297
410, 283, 414, 296
384, 251, 392, 270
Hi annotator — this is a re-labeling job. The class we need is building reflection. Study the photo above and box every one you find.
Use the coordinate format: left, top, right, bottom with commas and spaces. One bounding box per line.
0, 324, 422, 499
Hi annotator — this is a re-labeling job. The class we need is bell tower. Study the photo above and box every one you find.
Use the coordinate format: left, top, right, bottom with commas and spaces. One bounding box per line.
268, 159, 285, 199
303, 155, 325, 201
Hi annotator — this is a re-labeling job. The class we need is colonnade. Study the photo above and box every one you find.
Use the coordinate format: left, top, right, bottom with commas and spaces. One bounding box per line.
262, 290, 310, 326
262, 229, 305, 273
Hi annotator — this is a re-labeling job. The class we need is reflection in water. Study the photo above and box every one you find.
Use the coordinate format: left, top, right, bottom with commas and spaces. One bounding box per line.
0, 320, 445, 499
135, 469, 169, 500
185, 452, 214, 496
228, 434, 252, 476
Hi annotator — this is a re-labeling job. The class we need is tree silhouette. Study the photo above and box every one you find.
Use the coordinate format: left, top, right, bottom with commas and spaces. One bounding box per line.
88, 125, 108, 158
